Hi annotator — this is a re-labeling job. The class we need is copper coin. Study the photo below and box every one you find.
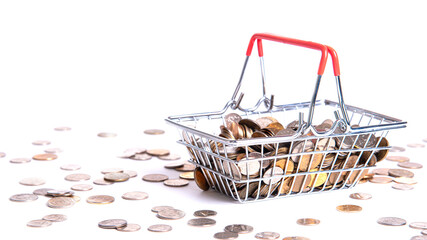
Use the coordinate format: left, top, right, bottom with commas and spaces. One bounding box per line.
194, 210, 217, 218
9, 193, 39, 202
65, 173, 91, 182
282, 237, 310, 240
147, 149, 170, 156
377, 217, 407, 226
19, 177, 45, 186
164, 161, 186, 169
386, 156, 410, 162
142, 173, 169, 182
157, 208, 186, 220
179, 171, 194, 180
10, 158, 31, 164
147, 224, 172, 232
101, 168, 124, 174
71, 184, 93, 191
33, 188, 55, 196
349, 192, 372, 200
47, 197, 75, 208
43, 214, 67, 222
32, 153, 57, 161
336, 204, 362, 213
117, 223, 141, 232
390, 146, 405, 152
410, 222, 427, 230
398, 162, 423, 169
159, 154, 181, 161
369, 176, 393, 184
372, 168, 390, 176
175, 163, 196, 172
27, 219, 52, 228
151, 206, 175, 213
93, 178, 114, 185
60, 164, 82, 171
392, 183, 414, 191
187, 218, 216, 227
122, 191, 149, 200
97, 132, 117, 138
44, 148, 63, 154
163, 179, 189, 187
296, 218, 320, 226
144, 129, 165, 135
87, 195, 115, 204
130, 153, 152, 161
104, 172, 130, 182
224, 224, 254, 234
54, 126, 72, 131
194, 167, 209, 191
407, 143, 425, 148
388, 169, 414, 178
98, 219, 127, 229
255, 231, 280, 240
214, 232, 239, 240
393, 177, 417, 185
32, 140, 51, 146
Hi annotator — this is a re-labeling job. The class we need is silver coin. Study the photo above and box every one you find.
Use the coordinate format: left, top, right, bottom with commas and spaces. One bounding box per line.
224, 224, 254, 234
407, 143, 425, 148
19, 177, 45, 186
93, 178, 114, 185
65, 173, 91, 182
164, 161, 186, 169
121, 147, 147, 157
194, 210, 217, 217
410, 222, 427, 230
214, 232, 239, 240
389, 146, 406, 152
54, 126, 72, 131
122, 191, 149, 200
157, 208, 186, 220
0, 152, 6, 158
9, 193, 39, 202
131, 153, 152, 161
27, 219, 52, 228
32, 140, 51, 146
43, 214, 67, 222
147, 224, 172, 232
71, 184, 93, 191
151, 206, 175, 213
60, 164, 81, 171
159, 154, 181, 161
255, 231, 281, 240
97, 132, 117, 138
117, 223, 141, 232
33, 188, 55, 196
188, 218, 216, 227
47, 197, 75, 209
123, 170, 138, 178
349, 193, 372, 200
101, 168, 124, 174
377, 217, 407, 226
143, 174, 169, 182
98, 219, 127, 229
411, 236, 427, 240
104, 172, 130, 182
10, 158, 31, 164
44, 148, 63, 154
46, 189, 75, 197
163, 179, 189, 187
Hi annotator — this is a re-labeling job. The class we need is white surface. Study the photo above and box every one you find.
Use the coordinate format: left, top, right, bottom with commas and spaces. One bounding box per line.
0, 0, 426, 239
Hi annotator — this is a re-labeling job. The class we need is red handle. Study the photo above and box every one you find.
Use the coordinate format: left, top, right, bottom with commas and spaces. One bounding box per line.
246, 33, 328, 76
326, 45, 340, 76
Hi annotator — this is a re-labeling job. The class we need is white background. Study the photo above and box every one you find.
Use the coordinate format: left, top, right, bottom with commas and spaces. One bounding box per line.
0, 0, 426, 239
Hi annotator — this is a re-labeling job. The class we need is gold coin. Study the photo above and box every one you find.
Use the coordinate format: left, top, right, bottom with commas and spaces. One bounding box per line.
336, 204, 362, 213
86, 195, 115, 204
296, 218, 320, 226
309, 172, 327, 188
179, 171, 194, 180
393, 177, 417, 185
32, 153, 58, 161
104, 172, 130, 182
194, 167, 209, 191
386, 156, 410, 162
144, 129, 165, 135
147, 149, 170, 156
369, 176, 392, 184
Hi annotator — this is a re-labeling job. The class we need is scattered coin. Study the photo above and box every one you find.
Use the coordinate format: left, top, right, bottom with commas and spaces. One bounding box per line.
42, 214, 67, 222
65, 173, 91, 182
224, 224, 254, 234
164, 161, 186, 169
104, 172, 130, 182
187, 218, 216, 227
19, 177, 46, 186
0, 152, 5, 158
407, 143, 425, 148
47, 197, 75, 209
255, 231, 280, 240
372, 168, 390, 176
54, 126, 72, 131
130, 153, 152, 161
175, 163, 196, 172
46, 189, 75, 197
194, 167, 209, 191
410, 222, 427, 230
123, 170, 138, 178
71, 184, 93, 191
86, 195, 115, 204
179, 171, 194, 180
147, 224, 172, 232
119, 148, 147, 158
422, 230, 427, 235
93, 178, 114, 185
27, 219, 52, 228
122, 191, 149, 200
377, 217, 407, 226
117, 223, 141, 232
44, 148, 63, 154
336, 204, 362, 213
369, 176, 393, 184
33, 188, 55, 196
393, 177, 417, 185
214, 232, 239, 240
97, 132, 117, 138
282, 237, 310, 240
159, 154, 181, 160
157, 208, 186, 220
349, 192, 372, 200
194, 210, 217, 218
410, 236, 427, 240
143, 174, 169, 182
9, 193, 39, 202
388, 168, 415, 178
398, 162, 423, 169
32, 140, 51, 146
390, 146, 406, 152
147, 149, 170, 156
101, 168, 124, 174
392, 183, 414, 191
163, 179, 189, 187
386, 156, 410, 162
32, 153, 58, 161
296, 218, 320, 226
60, 164, 82, 171
144, 129, 165, 135
98, 219, 127, 229
10, 157, 31, 164
151, 206, 175, 213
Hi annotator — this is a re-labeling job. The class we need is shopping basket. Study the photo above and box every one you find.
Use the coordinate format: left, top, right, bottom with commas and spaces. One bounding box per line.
166, 33, 407, 203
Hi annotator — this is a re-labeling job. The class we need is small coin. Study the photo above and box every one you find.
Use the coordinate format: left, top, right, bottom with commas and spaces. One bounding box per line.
369, 176, 393, 184
144, 129, 165, 135
163, 179, 189, 187
336, 204, 362, 213
122, 191, 149, 200
398, 162, 423, 169
175, 163, 196, 172
27, 219, 52, 228
194, 210, 217, 218
71, 184, 93, 191
407, 143, 425, 148
255, 231, 281, 240
98, 219, 127, 229
47, 197, 75, 209
214, 232, 239, 240
179, 171, 194, 180
393, 177, 417, 185
296, 218, 320, 226
86, 195, 115, 204
32, 153, 58, 161
104, 172, 130, 182
164, 161, 186, 169
159, 154, 181, 161
377, 217, 407, 226
372, 168, 390, 176
101, 168, 124, 174
46, 189, 75, 197
410, 222, 427, 230
282, 237, 310, 240
44, 148, 63, 154
54, 126, 72, 131
93, 178, 114, 185
117, 223, 141, 232
194, 167, 209, 191
19, 177, 45, 186
32, 140, 51, 146
422, 230, 427, 235
157, 208, 186, 220
187, 218, 216, 227
123, 170, 138, 178
410, 236, 427, 240
65, 173, 91, 182
147, 224, 172, 232
33, 188, 55, 196
9, 193, 39, 202
151, 206, 175, 213
0, 152, 6, 158
392, 183, 414, 190
142, 173, 169, 182
10, 158, 31, 164
42, 214, 67, 222
388, 168, 414, 178
390, 146, 406, 152
224, 224, 254, 234
349, 193, 372, 200
130, 153, 152, 161
97, 132, 117, 138
386, 156, 410, 162
60, 164, 82, 171
147, 149, 170, 156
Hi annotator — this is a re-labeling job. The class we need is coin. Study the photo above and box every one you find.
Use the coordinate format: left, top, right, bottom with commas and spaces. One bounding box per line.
159, 154, 181, 160
163, 179, 189, 187
147, 149, 170, 156
410, 222, 427, 230
71, 184, 93, 191
104, 172, 130, 182
122, 191, 149, 200
194, 210, 217, 217
117, 223, 141, 232
47, 197, 75, 209
255, 232, 280, 240
32, 140, 51, 146
98, 219, 127, 229
10, 157, 31, 164
369, 176, 392, 184
60, 164, 82, 171
392, 183, 414, 191
377, 217, 407, 226
142, 173, 169, 182
65, 173, 91, 181
0, 152, 5, 158
225, 113, 243, 129
46, 189, 75, 197
410, 236, 427, 240
372, 168, 390, 176
130, 153, 152, 161
179, 171, 194, 180
43, 214, 67, 222
33, 188, 55, 196
187, 218, 216, 227
151, 206, 175, 213
386, 156, 410, 162
282, 237, 310, 240
407, 143, 425, 148
175, 163, 196, 172
349, 192, 372, 200
97, 132, 117, 138
224, 224, 254, 234
93, 178, 114, 185
19, 177, 45, 186
27, 219, 52, 228
388, 168, 414, 178
9, 193, 39, 202
390, 146, 405, 152
398, 162, 423, 169
164, 161, 186, 169
237, 160, 260, 176
157, 208, 186, 220
44, 148, 63, 153
86, 195, 115, 204
54, 126, 72, 131
32, 153, 58, 161
194, 167, 209, 191
144, 129, 165, 135
422, 230, 427, 235
393, 177, 417, 185
214, 232, 239, 240
296, 218, 320, 226
147, 224, 172, 232
336, 204, 362, 213
123, 170, 138, 178
101, 168, 124, 174
119, 148, 147, 158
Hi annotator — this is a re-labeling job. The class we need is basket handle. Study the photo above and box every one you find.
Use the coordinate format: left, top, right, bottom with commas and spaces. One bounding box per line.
246, 33, 329, 76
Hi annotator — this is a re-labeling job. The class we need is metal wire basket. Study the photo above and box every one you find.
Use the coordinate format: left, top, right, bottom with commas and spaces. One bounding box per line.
166, 33, 407, 203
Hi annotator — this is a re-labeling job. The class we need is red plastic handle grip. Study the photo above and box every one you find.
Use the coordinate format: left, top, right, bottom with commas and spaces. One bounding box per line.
326, 45, 340, 76
246, 33, 328, 76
